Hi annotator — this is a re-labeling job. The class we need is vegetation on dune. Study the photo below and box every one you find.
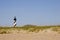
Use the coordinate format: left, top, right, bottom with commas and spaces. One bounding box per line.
52, 26, 60, 33
0, 25, 60, 34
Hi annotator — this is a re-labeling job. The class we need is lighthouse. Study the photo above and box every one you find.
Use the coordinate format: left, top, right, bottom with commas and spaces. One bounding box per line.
13, 16, 17, 27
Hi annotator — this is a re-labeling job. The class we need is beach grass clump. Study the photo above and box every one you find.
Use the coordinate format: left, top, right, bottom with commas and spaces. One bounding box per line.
0, 29, 10, 34
52, 26, 60, 33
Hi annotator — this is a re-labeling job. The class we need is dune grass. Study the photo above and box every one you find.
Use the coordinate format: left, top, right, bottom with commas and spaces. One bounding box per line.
0, 25, 60, 34
52, 26, 60, 33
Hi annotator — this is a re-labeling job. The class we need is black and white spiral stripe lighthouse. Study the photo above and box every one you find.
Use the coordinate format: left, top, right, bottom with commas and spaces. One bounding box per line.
13, 16, 17, 27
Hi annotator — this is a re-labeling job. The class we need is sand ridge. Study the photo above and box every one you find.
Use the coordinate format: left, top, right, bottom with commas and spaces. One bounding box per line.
0, 29, 60, 40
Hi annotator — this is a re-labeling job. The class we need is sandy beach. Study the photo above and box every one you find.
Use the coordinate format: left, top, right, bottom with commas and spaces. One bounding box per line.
0, 29, 60, 40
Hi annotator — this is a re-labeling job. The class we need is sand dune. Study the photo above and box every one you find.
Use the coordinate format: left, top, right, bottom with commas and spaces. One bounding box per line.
0, 29, 60, 40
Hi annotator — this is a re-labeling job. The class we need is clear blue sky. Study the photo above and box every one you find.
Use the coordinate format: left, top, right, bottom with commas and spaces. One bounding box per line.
0, 0, 60, 26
